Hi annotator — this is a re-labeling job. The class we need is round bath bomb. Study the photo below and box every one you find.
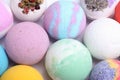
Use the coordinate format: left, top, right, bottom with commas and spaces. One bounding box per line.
114, 1, 120, 23
0, 46, 8, 75
45, 39, 92, 80
84, 18, 120, 59
80, 0, 119, 20
90, 59, 120, 80
0, 2, 13, 39
5, 22, 50, 65
10, 0, 46, 21
43, 1, 86, 39
1, 65, 43, 80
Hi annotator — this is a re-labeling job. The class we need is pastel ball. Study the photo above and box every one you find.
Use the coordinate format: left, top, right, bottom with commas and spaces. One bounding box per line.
1, 65, 43, 80
90, 59, 120, 80
5, 22, 50, 65
84, 18, 120, 59
43, 1, 86, 39
45, 39, 92, 80
10, 0, 47, 21
0, 45, 8, 75
0, 2, 13, 39
80, 0, 119, 20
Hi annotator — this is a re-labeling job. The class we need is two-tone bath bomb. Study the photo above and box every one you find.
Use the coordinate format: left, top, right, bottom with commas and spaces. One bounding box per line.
84, 18, 120, 60
10, 0, 47, 21
5, 22, 50, 65
90, 59, 120, 80
0, 2, 13, 39
0, 45, 8, 75
80, 0, 119, 20
43, 1, 86, 39
45, 39, 92, 80
1, 65, 43, 80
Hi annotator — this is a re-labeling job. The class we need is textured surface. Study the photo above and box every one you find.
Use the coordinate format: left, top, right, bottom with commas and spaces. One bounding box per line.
5, 22, 50, 65
90, 59, 120, 80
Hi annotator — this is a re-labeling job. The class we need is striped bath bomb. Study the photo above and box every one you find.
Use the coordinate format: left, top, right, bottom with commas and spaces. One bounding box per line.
43, 1, 86, 39
90, 59, 120, 80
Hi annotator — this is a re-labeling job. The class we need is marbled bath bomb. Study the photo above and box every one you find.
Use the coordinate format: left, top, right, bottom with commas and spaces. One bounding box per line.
45, 39, 92, 80
43, 1, 86, 39
90, 59, 120, 80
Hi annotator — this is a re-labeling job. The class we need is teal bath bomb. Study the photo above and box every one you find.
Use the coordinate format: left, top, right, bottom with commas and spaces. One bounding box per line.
45, 39, 92, 80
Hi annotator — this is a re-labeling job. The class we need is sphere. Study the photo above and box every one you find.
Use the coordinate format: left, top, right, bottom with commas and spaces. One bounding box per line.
10, 0, 47, 21
0, 2, 13, 39
43, 1, 86, 39
84, 18, 120, 59
5, 22, 50, 65
80, 0, 119, 20
1, 65, 43, 80
45, 39, 92, 80
0, 46, 8, 75
90, 59, 120, 80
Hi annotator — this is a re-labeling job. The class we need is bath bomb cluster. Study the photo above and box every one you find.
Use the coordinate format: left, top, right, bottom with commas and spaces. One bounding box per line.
1, 0, 120, 80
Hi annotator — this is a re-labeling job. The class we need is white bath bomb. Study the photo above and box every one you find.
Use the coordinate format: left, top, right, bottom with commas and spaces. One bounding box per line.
84, 18, 120, 59
80, 0, 119, 20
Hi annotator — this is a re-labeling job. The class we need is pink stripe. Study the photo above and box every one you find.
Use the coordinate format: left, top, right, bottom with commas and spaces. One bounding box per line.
52, 2, 61, 39
67, 2, 79, 37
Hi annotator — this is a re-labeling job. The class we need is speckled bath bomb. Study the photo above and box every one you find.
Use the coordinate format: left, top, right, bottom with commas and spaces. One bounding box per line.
43, 1, 86, 39
45, 39, 92, 80
90, 59, 120, 80
5, 22, 50, 65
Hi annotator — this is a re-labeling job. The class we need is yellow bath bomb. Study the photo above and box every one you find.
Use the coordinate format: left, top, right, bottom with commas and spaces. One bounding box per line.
1, 65, 43, 80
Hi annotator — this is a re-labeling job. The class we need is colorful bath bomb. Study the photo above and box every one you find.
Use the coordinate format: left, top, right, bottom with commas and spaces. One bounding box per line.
5, 22, 50, 65
43, 1, 86, 39
90, 59, 120, 80
80, 0, 119, 20
45, 39, 92, 80
10, 0, 47, 21
114, 1, 120, 23
0, 2, 13, 39
1, 65, 43, 80
84, 18, 120, 59
0, 45, 8, 75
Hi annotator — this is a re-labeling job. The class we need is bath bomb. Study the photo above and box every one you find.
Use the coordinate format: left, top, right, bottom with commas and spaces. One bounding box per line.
80, 0, 119, 20
0, 2, 13, 39
1, 65, 43, 80
10, 0, 46, 21
114, 1, 120, 23
45, 39, 92, 80
84, 18, 120, 59
90, 59, 120, 80
5, 22, 50, 65
43, 1, 86, 39
0, 45, 8, 75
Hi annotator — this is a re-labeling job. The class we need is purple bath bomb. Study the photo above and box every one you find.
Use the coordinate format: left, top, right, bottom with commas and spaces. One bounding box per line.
5, 22, 50, 65
43, 1, 86, 39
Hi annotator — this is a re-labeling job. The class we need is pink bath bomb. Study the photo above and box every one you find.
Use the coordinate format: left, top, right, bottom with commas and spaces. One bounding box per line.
5, 22, 50, 65
0, 2, 13, 39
